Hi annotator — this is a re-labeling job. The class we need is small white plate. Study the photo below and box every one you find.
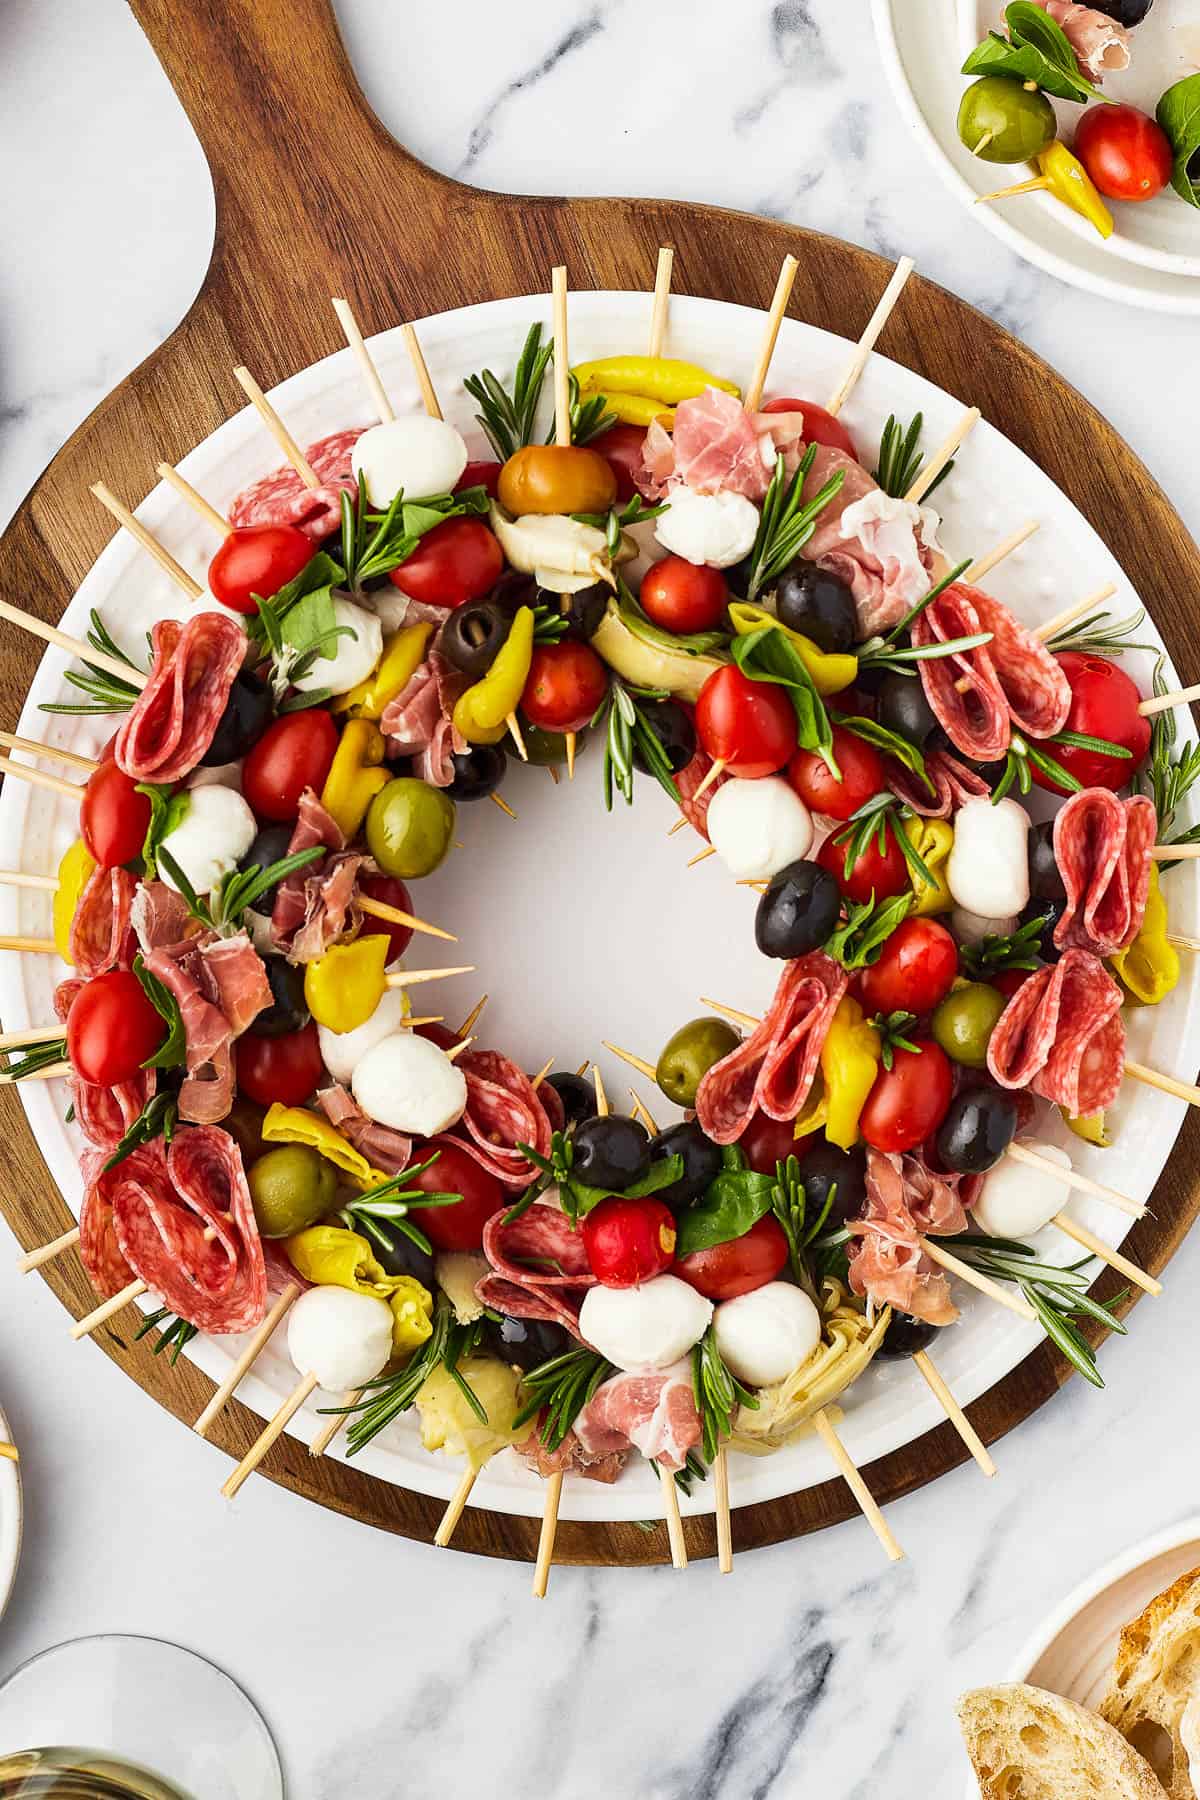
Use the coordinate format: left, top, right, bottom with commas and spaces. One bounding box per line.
0, 1402, 23, 1621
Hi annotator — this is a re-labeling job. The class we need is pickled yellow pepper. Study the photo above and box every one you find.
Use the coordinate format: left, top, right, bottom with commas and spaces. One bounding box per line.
1111, 865, 1179, 1007
727, 602, 858, 698
452, 605, 534, 746
333, 620, 433, 719
320, 719, 390, 841
303, 936, 390, 1034
903, 818, 954, 916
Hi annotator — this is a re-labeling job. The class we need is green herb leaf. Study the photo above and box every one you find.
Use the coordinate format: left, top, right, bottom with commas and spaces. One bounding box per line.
962, 2, 1106, 104
511, 1346, 614, 1451
0, 1036, 68, 1081
833, 709, 932, 791
1157, 73, 1200, 209
823, 890, 914, 971
692, 1326, 758, 1462
40, 609, 147, 717
103, 1090, 179, 1173
333, 1297, 491, 1453
746, 448, 846, 603
137, 784, 191, 882
1045, 604, 1151, 659
1137, 652, 1200, 856
593, 673, 681, 811
960, 914, 1044, 978
730, 623, 837, 774
674, 1165, 776, 1257
464, 323, 553, 461
132, 955, 187, 1069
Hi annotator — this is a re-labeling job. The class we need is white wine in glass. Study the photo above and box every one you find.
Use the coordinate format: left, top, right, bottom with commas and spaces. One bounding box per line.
0, 1747, 193, 1798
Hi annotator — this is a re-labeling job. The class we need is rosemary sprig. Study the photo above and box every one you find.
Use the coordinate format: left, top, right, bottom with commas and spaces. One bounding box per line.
872, 411, 958, 501
103, 1091, 179, 1173
960, 915, 1044, 979
746, 447, 846, 603
463, 323, 553, 460
135, 1308, 198, 1366
333, 1297, 490, 1452
941, 1232, 1128, 1388
157, 843, 324, 936
823, 891, 913, 971
561, 373, 614, 446
692, 1325, 758, 1461
0, 1036, 68, 1080
770, 1155, 837, 1297
869, 1009, 921, 1070
832, 794, 934, 889
338, 477, 490, 593
337, 1152, 461, 1260
592, 677, 681, 810
855, 560, 977, 672
1137, 653, 1200, 858
40, 609, 147, 717
532, 604, 569, 645
511, 1346, 614, 1452
1045, 604, 1151, 659
990, 727, 1131, 803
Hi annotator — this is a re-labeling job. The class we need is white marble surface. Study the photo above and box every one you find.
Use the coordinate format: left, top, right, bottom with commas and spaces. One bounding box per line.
2, 2, 1200, 1795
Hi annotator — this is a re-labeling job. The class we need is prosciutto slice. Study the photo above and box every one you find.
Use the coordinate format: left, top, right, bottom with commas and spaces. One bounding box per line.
516, 1426, 624, 1484
798, 449, 933, 638
695, 952, 847, 1144
228, 427, 363, 543
1053, 788, 1156, 957
885, 746, 990, 819
573, 1362, 703, 1474
475, 1204, 595, 1339
115, 612, 245, 784
69, 865, 137, 977
987, 947, 1125, 1117
846, 1148, 964, 1327
143, 932, 269, 1124
914, 583, 1070, 760
316, 1084, 412, 1174
635, 388, 807, 503
131, 880, 193, 955
456, 1050, 554, 1189
270, 788, 365, 961
1027, 0, 1131, 81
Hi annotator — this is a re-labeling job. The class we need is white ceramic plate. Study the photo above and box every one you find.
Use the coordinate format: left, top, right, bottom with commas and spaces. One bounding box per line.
0, 1403, 23, 1621
875, 0, 1200, 313
1, 290, 1196, 1524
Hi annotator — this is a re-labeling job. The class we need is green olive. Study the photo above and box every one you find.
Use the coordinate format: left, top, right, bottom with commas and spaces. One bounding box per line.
521, 725, 582, 767
1062, 1105, 1109, 1147
931, 982, 1007, 1068
655, 1016, 741, 1109
957, 76, 1056, 164
248, 1144, 337, 1239
365, 777, 456, 880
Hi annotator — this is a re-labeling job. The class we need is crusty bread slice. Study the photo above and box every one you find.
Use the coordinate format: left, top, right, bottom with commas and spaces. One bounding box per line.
1100, 1567, 1200, 1799
958, 1682, 1166, 1798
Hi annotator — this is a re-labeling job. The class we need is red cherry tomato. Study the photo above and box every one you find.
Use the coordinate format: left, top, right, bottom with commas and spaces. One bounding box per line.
455, 460, 503, 498
695, 664, 797, 777
207, 525, 314, 617
1074, 105, 1172, 203
817, 822, 910, 905
787, 725, 884, 822
357, 873, 415, 962
520, 642, 609, 734
79, 759, 152, 869
858, 917, 958, 1017
241, 710, 338, 822
581, 1196, 677, 1288
991, 969, 1033, 1001
639, 556, 728, 634
740, 1111, 813, 1175
66, 969, 166, 1086
594, 422, 646, 502
859, 1040, 953, 1154
1032, 652, 1151, 797
676, 1214, 789, 1302
235, 1020, 324, 1108
387, 517, 503, 608
762, 396, 857, 461
404, 1138, 505, 1252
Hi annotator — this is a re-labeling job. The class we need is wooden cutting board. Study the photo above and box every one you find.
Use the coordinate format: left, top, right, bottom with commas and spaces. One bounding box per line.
1, 0, 1197, 1565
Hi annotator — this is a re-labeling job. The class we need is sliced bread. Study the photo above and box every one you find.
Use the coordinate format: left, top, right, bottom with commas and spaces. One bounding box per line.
1100, 1568, 1200, 1799
958, 1682, 1166, 1798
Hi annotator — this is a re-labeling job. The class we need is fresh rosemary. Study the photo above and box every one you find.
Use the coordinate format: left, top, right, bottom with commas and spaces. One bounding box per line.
1137, 653, 1200, 858
0, 1036, 67, 1080
1045, 603, 1151, 659
746, 447, 846, 603
40, 610, 147, 717
855, 559, 978, 673
135, 1308, 198, 1365
563, 372, 614, 446
989, 727, 1131, 803
156, 843, 323, 936
832, 793, 935, 889
692, 1325, 758, 1462
869, 1009, 921, 1071
832, 709, 932, 791
337, 1153, 462, 1260
770, 1155, 837, 1296
960, 915, 1044, 979
464, 323, 553, 460
103, 1091, 179, 1173
511, 1346, 614, 1452
338, 476, 490, 593
532, 603, 569, 645
592, 677, 681, 810
873, 412, 953, 501
823, 891, 914, 971
941, 1233, 1128, 1388
333, 1297, 490, 1453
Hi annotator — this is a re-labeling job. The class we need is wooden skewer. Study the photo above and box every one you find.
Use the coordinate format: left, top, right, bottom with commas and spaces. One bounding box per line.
1034, 583, 1116, 644
812, 1407, 903, 1562
384, 965, 476, 991
1169, 933, 1200, 952
660, 1463, 688, 1569
601, 1041, 657, 1082
551, 266, 572, 449
0, 1441, 18, 1464
154, 462, 228, 536
962, 520, 1039, 585
1124, 1058, 1200, 1103
90, 482, 204, 599
399, 1015, 443, 1030
628, 1090, 660, 1136
17, 1223, 80, 1272
507, 714, 528, 762
358, 894, 456, 943
491, 792, 518, 819
309, 1387, 362, 1457
332, 296, 394, 423
443, 1036, 475, 1063
193, 1283, 301, 1437
71, 1278, 149, 1340
0, 872, 58, 893
904, 407, 980, 505
648, 246, 674, 360
0, 1059, 70, 1083
233, 367, 319, 487
0, 755, 82, 802
0, 938, 59, 957
434, 1466, 478, 1546
912, 1351, 995, 1477
0, 599, 148, 690
0, 1026, 64, 1051
457, 994, 489, 1038
743, 254, 799, 413
714, 1445, 734, 1572
738, 879, 769, 893
1005, 1141, 1143, 1219
530, 1057, 555, 1090
532, 1468, 564, 1597
401, 322, 442, 421
221, 1371, 319, 1500
920, 1239, 1037, 1322
687, 759, 726, 806
667, 816, 688, 837
0, 733, 97, 775
699, 997, 758, 1029
687, 845, 716, 869
1053, 1213, 1160, 1297
592, 1061, 610, 1119
565, 731, 577, 781
1140, 683, 1200, 719
546, 764, 560, 786
825, 255, 916, 417
1151, 846, 1200, 862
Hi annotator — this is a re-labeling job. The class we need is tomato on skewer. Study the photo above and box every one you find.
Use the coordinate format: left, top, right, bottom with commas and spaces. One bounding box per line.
242, 711, 338, 822
1032, 652, 1151, 796
235, 1020, 324, 1108
80, 760, 152, 869
389, 517, 503, 608
859, 1040, 953, 1154
521, 642, 608, 734
761, 396, 857, 461
640, 557, 728, 635
66, 970, 166, 1085
858, 917, 958, 1018
788, 726, 883, 822
695, 664, 797, 777
208, 525, 314, 617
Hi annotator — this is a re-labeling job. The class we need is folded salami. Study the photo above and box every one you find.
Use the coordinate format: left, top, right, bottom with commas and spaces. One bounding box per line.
476, 1203, 596, 1339
1053, 788, 1156, 957
228, 428, 362, 542
695, 952, 847, 1143
986, 947, 1125, 1117
914, 583, 1069, 761
674, 742, 727, 840
455, 1049, 554, 1188
115, 612, 246, 784
69, 865, 138, 977
78, 1148, 137, 1298
885, 747, 990, 819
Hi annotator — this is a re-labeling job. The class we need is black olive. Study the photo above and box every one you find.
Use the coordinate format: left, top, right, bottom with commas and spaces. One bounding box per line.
1027, 820, 1066, 900
253, 957, 310, 1038
1019, 894, 1067, 963
447, 743, 507, 801
441, 601, 510, 678
774, 565, 857, 655
371, 1227, 436, 1288
877, 1311, 939, 1360
490, 570, 539, 616
723, 554, 753, 601
558, 583, 608, 642
632, 700, 696, 776
648, 1121, 723, 1210
545, 1071, 595, 1127
935, 1088, 1019, 1175
756, 859, 841, 960
200, 671, 273, 766
485, 1313, 572, 1372
972, 757, 1010, 790
1087, 0, 1152, 22
237, 822, 296, 909
876, 671, 939, 749
572, 1115, 651, 1191
791, 1142, 867, 1228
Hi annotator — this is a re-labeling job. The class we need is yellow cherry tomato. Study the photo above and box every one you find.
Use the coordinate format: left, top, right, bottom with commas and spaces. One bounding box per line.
497, 444, 617, 518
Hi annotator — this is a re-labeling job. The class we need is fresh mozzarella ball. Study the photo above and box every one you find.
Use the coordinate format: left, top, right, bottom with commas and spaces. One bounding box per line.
287, 1286, 394, 1391
318, 987, 410, 1087
290, 599, 382, 697
972, 1140, 1071, 1239
351, 1031, 468, 1137
713, 1282, 821, 1388
947, 796, 1030, 922
706, 776, 813, 880
578, 1275, 712, 1372
159, 785, 256, 897
654, 489, 759, 569
951, 907, 1019, 949
350, 416, 468, 507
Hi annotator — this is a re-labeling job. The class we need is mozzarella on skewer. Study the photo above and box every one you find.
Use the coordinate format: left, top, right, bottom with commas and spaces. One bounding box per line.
317, 987, 410, 1087
350, 415, 468, 507
579, 1275, 712, 1372
947, 796, 1030, 921
291, 599, 382, 697
351, 1032, 468, 1137
705, 776, 813, 880
287, 1286, 394, 1391
654, 489, 758, 568
973, 1140, 1072, 1239
158, 785, 256, 897
713, 1282, 821, 1387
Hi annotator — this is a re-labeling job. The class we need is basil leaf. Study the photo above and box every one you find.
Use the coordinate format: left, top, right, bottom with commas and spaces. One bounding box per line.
132, 955, 188, 1070
1156, 74, 1200, 209
564, 1154, 684, 1219
824, 890, 914, 971
962, 3, 1101, 104
833, 710, 932, 791
675, 1168, 776, 1257
137, 783, 191, 881
730, 624, 837, 773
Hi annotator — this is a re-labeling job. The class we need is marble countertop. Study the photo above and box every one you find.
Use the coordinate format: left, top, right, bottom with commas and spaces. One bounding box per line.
3, 3, 1200, 1795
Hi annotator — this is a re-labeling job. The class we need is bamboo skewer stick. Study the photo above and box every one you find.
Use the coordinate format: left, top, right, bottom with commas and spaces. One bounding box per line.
0, 755, 82, 801
357, 894, 457, 943
443, 1036, 475, 1063
332, 296, 395, 423
0, 733, 97, 775
1034, 583, 1116, 643
0, 1026, 64, 1050
401, 323, 442, 421
1124, 1058, 1200, 1103
920, 1239, 1038, 1322
714, 1446, 734, 1572
1169, 934, 1200, 952
0, 872, 58, 893
0, 938, 59, 957
904, 408, 980, 505
0, 1442, 17, 1464
71, 1278, 149, 1340
17, 1223, 80, 1272
221, 1372, 319, 1500
530, 1057, 555, 1090
532, 1469, 564, 1597
962, 520, 1039, 585
667, 816, 688, 837
743, 255, 799, 413
1053, 1214, 1161, 1297
687, 759, 726, 806
628, 1090, 660, 1136
1140, 683, 1200, 719
233, 367, 319, 487
1151, 846, 1200, 862
647, 246, 674, 360
309, 1388, 361, 1458
193, 1284, 302, 1437
687, 845, 716, 869
912, 1351, 996, 1478
825, 256, 916, 417
0, 600, 149, 690
90, 483, 204, 599
551, 266, 581, 781
1005, 1141, 1144, 1219
812, 1408, 903, 1562
601, 1041, 657, 1082
0, 1060, 70, 1083
699, 998, 758, 1028
660, 1463, 688, 1569
383, 965, 476, 991
434, 1467, 478, 1547
456, 994, 489, 1038
592, 1061, 610, 1119
154, 462, 228, 536
491, 792, 518, 819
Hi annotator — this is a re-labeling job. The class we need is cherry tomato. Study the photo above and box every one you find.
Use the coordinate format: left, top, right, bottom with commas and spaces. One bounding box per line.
520, 642, 608, 734
991, 968, 1034, 1001
762, 396, 857, 462
66, 969, 166, 1086
207, 525, 314, 617
676, 1214, 789, 1302
358, 873, 415, 962
740, 1111, 813, 1175
640, 556, 728, 635
1032, 652, 1151, 797
595, 422, 646, 502
242, 710, 338, 822
581, 1196, 677, 1287
497, 444, 617, 517
235, 1020, 324, 1107
858, 917, 958, 1017
1074, 104, 1172, 203
859, 1040, 953, 1154
695, 664, 797, 777
79, 759, 152, 868
817, 822, 910, 905
389, 517, 503, 608
455, 460, 502, 498
404, 1138, 505, 1251
787, 725, 884, 822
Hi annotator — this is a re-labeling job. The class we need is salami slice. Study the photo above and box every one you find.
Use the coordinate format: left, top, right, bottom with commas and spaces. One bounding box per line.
456, 1049, 554, 1188
78, 1148, 136, 1298
695, 952, 847, 1143
69, 865, 138, 977
1053, 788, 1156, 957
966, 588, 1071, 740
884, 747, 990, 819
987, 947, 1124, 1117
115, 612, 245, 784
228, 428, 363, 542
476, 1203, 595, 1339
675, 744, 728, 840
912, 584, 1010, 762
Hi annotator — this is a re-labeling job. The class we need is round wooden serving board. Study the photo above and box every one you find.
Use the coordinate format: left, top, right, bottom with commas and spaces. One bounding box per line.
1, 0, 1198, 1565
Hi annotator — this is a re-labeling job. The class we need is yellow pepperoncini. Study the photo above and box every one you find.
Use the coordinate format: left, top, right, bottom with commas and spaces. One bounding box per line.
727, 601, 858, 698
285, 1224, 433, 1355
319, 718, 390, 841
452, 604, 534, 746
903, 816, 954, 916
52, 837, 96, 965
303, 935, 389, 1034
261, 1102, 389, 1190
571, 355, 739, 408
998, 143, 1113, 240
793, 1075, 828, 1139
818, 998, 881, 1151
1061, 1107, 1110, 1148
586, 391, 675, 429
333, 620, 433, 719
1110, 865, 1179, 1008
